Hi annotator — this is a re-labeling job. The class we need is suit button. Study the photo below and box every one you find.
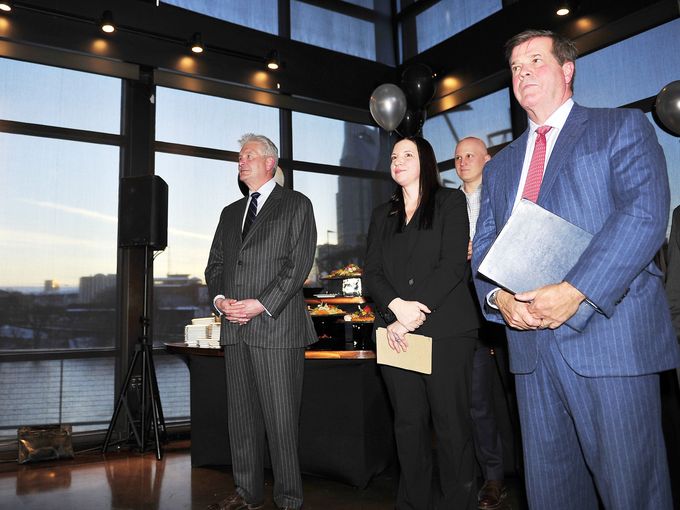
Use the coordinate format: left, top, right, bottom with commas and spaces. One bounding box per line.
237, 260, 243, 265
408, 278, 414, 286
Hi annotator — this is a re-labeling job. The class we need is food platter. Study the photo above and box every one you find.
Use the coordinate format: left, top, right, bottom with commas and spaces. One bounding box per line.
321, 263, 363, 280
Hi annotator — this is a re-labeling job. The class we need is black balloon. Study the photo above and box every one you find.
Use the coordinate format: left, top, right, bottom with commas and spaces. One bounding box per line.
396, 108, 427, 137
655, 80, 680, 136
401, 63, 436, 109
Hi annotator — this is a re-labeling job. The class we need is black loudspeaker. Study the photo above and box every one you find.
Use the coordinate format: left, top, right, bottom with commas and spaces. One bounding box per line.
119, 175, 168, 250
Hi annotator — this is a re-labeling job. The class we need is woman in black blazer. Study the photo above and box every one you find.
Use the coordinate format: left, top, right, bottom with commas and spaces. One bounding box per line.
365, 136, 480, 510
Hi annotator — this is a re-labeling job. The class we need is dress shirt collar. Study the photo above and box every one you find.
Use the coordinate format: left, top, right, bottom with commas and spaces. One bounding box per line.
528, 97, 574, 134
249, 176, 277, 205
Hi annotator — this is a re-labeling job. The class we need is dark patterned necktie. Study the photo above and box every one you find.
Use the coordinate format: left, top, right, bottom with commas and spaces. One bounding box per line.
242, 191, 260, 240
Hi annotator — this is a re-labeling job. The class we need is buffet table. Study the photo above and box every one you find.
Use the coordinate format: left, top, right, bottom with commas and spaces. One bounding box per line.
165, 343, 395, 488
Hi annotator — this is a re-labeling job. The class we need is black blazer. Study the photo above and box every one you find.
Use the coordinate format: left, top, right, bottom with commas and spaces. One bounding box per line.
364, 187, 480, 339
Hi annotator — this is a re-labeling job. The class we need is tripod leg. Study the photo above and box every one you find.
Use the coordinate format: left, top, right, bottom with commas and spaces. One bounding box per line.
147, 347, 167, 436
144, 347, 164, 460
140, 345, 148, 453
103, 347, 143, 452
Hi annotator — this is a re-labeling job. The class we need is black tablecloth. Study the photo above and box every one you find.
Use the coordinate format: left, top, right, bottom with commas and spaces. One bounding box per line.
180, 351, 395, 488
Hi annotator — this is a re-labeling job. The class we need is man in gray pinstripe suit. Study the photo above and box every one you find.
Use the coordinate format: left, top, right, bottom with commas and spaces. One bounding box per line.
205, 134, 317, 510
472, 31, 679, 509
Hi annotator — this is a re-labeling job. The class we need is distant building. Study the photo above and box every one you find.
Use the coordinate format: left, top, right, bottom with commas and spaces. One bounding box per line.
44, 279, 60, 293
79, 274, 116, 303
154, 274, 210, 343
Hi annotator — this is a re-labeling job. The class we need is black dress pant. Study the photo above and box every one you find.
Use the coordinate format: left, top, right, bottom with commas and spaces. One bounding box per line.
381, 333, 477, 510
469, 344, 504, 481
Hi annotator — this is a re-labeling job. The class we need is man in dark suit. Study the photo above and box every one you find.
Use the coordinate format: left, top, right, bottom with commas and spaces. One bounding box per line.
205, 134, 317, 510
472, 30, 679, 509
665, 205, 680, 388
455, 137, 507, 510
666, 206, 680, 338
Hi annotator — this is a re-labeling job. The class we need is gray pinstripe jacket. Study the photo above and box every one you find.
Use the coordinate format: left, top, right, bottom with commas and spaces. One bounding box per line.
206, 184, 318, 348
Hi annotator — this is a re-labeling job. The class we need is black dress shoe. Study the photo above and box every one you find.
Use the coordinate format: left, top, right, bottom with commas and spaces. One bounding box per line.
206, 492, 264, 510
477, 480, 507, 510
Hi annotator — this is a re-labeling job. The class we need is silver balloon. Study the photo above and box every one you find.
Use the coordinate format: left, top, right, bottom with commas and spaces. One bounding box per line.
369, 84, 407, 132
655, 80, 680, 136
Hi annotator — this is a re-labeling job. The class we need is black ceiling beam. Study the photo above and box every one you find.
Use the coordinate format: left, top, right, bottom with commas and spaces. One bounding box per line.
395, 0, 439, 21
2, 0, 396, 118
298, 0, 381, 23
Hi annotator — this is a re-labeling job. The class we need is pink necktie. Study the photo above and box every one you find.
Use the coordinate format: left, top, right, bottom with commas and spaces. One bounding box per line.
522, 125, 552, 202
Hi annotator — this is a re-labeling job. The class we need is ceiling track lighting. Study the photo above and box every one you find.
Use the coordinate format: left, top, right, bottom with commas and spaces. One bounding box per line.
190, 32, 204, 53
265, 50, 280, 71
555, 1, 577, 16
100, 10, 115, 33
0, 1, 13, 13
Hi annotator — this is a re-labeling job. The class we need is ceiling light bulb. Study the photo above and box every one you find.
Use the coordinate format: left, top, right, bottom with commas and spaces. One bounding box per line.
190, 32, 204, 54
100, 11, 115, 33
0, 2, 12, 13
266, 50, 280, 71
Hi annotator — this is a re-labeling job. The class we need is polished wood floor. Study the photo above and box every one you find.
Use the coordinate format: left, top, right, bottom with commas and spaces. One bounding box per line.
0, 440, 525, 509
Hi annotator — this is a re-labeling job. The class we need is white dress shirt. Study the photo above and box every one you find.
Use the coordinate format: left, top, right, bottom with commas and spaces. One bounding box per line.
241, 177, 277, 229
488, 98, 574, 308
512, 98, 574, 209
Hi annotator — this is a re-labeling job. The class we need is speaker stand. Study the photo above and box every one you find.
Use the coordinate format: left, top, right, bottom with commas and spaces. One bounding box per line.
102, 245, 167, 460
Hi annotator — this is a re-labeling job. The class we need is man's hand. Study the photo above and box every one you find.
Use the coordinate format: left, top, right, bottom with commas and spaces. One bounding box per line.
386, 321, 410, 353
516, 282, 585, 329
495, 290, 542, 330
216, 297, 265, 325
388, 298, 430, 331
215, 297, 241, 323
467, 240, 473, 261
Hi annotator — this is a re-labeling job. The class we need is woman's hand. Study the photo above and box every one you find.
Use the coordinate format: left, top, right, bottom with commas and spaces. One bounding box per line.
386, 321, 410, 353
388, 298, 431, 331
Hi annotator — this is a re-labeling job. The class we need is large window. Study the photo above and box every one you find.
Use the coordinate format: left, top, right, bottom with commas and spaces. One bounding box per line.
0, 135, 119, 350
292, 112, 392, 282
573, 18, 680, 108
0, 58, 121, 439
156, 87, 279, 151
423, 88, 512, 163
153, 153, 243, 344
0, 58, 121, 133
0, 358, 115, 436
294, 170, 391, 285
292, 113, 381, 169
291, 1, 376, 61
413, 0, 501, 55
162, 0, 278, 35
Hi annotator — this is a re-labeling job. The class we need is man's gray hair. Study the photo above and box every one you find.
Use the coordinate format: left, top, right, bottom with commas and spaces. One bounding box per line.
238, 133, 279, 170
505, 29, 578, 92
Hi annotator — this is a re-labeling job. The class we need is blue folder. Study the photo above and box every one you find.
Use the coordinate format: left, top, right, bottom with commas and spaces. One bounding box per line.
478, 199, 596, 332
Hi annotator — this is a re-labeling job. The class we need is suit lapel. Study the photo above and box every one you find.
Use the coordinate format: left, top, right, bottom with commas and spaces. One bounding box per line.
538, 104, 588, 204
502, 132, 529, 226
241, 184, 282, 246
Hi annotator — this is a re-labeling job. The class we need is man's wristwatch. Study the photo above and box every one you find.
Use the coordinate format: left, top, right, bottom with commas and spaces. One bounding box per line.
489, 289, 500, 308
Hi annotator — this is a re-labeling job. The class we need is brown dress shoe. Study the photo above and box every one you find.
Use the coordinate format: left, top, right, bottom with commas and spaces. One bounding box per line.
477, 480, 507, 510
206, 492, 264, 510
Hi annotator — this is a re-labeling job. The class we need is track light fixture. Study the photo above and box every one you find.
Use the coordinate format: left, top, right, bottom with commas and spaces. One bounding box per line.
0, 1, 13, 12
265, 50, 280, 71
190, 32, 204, 54
100, 10, 115, 33
555, 1, 576, 16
